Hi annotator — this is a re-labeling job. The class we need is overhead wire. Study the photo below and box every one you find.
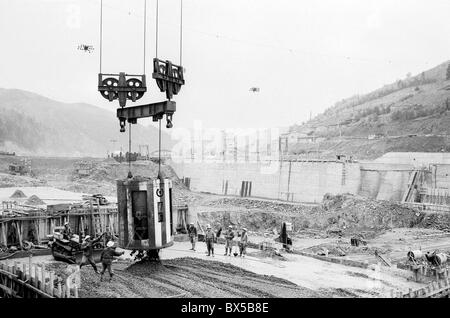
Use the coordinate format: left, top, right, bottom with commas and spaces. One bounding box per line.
179, 0, 183, 66
88, 0, 428, 67
155, 0, 159, 58
99, 0, 103, 73
143, 0, 147, 74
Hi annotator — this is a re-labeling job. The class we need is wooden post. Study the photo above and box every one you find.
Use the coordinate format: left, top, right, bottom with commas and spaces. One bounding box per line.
22, 263, 26, 280
28, 254, 32, 280
34, 265, 39, 288
66, 277, 71, 298
41, 265, 45, 292
50, 272, 55, 296
16, 221, 23, 249
57, 280, 62, 298
90, 199, 94, 236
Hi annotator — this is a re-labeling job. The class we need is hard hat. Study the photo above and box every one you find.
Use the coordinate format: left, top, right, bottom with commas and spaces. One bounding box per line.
84, 235, 91, 241
242, 228, 247, 231
228, 225, 233, 228
64, 222, 69, 225
206, 224, 211, 229
106, 241, 114, 248
190, 222, 194, 225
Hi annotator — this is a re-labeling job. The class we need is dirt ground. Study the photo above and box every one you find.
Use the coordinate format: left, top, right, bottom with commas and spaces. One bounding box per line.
78, 256, 320, 298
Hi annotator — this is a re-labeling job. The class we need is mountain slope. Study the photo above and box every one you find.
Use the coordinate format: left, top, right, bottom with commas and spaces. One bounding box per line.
289, 60, 450, 159
0, 88, 174, 157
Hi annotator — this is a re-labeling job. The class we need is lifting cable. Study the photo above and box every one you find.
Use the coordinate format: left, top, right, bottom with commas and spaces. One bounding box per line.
179, 0, 183, 65
143, 0, 147, 74
154, 0, 184, 178
128, 122, 132, 178
98, 0, 147, 74
155, 0, 159, 58
158, 118, 162, 177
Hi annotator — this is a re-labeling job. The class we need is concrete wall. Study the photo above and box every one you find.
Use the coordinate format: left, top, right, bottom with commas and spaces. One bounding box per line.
169, 154, 450, 204
171, 160, 362, 203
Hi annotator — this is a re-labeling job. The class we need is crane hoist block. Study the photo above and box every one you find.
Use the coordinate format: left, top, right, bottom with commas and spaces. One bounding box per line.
117, 176, 174, 251
98, 72, 147, 107
152, 58, 185, 100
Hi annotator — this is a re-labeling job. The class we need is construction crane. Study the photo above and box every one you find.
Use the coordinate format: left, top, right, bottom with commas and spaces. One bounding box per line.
96, 0, 185, 261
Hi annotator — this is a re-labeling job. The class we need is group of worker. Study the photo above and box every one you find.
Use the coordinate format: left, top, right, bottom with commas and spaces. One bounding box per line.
187, 223, 248, 257
63, 222, 124, 282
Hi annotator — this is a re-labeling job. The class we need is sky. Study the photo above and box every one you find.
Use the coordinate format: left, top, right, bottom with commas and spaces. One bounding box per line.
1, 0, 450, 131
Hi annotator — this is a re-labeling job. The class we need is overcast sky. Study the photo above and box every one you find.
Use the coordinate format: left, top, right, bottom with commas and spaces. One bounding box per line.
1, 0, 450, 131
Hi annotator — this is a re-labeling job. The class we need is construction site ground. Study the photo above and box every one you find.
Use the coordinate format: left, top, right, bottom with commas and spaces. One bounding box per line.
14, 241, 424, 298
2, 156, 450, 297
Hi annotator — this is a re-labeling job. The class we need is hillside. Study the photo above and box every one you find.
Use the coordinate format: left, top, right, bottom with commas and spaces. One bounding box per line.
289, 60, 450, 160
0, 88, 174, 157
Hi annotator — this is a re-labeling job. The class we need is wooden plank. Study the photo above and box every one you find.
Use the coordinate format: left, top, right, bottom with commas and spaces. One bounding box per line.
0, 268, 18, 278
14, 278, 53, 298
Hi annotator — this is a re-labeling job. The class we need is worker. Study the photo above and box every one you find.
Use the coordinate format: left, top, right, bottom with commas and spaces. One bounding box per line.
205, 224, 215, 257
100, 241, 124, 282
224, 225, 235, 256
239, 228, 248, 257
80, 234, 103, 273
188, 222, 197, 251
62, 222, 72, 240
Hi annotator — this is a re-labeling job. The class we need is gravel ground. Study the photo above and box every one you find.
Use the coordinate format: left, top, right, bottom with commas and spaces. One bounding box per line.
78, 257, 322, 298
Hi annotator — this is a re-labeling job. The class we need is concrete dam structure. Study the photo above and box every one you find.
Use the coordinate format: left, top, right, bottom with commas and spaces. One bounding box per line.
170, 153, 450, 204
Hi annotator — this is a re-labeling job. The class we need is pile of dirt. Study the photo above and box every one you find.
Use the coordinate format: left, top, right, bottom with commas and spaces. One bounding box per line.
204, 197, 314, 215
417, 212, 450, 232
198, 194, 423, 236
78, 257, 321, 298
319, 193, 424, 232
0, 173, 46, 188
303, 241, 392, 257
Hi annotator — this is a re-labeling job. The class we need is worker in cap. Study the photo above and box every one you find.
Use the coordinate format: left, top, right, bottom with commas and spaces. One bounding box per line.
80, 233, 104, 273
224, 225, 235, 256
62, 221, 72, 240
204, 224, 215, 257
100, 240, 124, 282
239, 228, 248, 257
187, 222, 197, 251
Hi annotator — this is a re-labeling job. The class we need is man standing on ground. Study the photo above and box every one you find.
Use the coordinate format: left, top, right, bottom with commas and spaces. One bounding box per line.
188, 222, 197, 251
100, 241, 124, 282
239, 228, 248, 257
224, 225, 235, 256
205, 224, 215, 257
80, 234, 103, 273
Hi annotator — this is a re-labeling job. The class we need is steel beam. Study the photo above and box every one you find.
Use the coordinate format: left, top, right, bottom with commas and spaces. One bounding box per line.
116, 101, 176, 122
